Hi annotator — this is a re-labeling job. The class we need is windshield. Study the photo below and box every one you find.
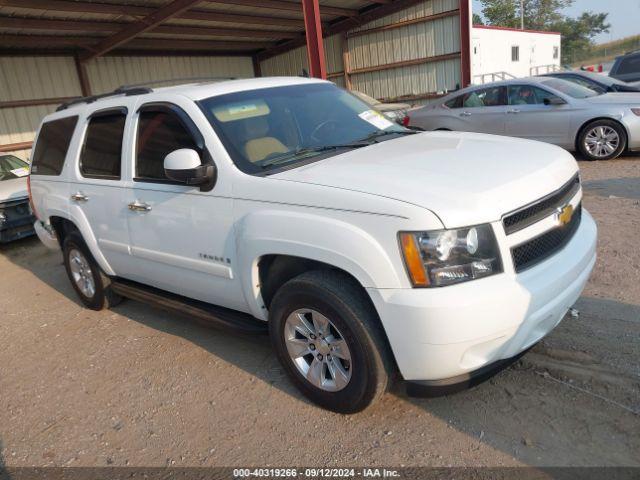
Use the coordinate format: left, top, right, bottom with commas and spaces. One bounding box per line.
540, 78, 601, 98
199, 82, 408, 174
0, 155, 29, 181
351, 90, 381, 106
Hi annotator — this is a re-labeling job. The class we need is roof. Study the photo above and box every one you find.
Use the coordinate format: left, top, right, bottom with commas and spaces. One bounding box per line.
473, 25, 561, 36
53, 76, 326, 114
0, 0, 427, 61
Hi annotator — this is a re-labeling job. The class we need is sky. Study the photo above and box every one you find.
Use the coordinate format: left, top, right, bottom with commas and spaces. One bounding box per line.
472, 0, 640, 43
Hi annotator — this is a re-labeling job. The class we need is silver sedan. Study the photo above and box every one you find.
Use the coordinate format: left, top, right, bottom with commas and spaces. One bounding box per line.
408, 77, 640, 160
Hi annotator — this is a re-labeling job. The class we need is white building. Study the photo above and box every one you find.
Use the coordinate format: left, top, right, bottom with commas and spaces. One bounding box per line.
471, 25, 561, 84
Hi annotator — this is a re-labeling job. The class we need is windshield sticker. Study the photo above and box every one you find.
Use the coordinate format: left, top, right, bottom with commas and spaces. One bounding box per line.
359, 110, 394, 130
10, 167, 29, 177
212, 100, 271, 122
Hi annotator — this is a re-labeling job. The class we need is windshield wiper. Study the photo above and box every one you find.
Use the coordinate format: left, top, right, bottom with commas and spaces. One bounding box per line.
258, 142, 372, 168
357, 129, 418, 143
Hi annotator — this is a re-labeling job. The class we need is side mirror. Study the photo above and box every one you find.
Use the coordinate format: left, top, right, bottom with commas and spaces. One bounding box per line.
544, 97, 566, 106
164, 149, 216, 190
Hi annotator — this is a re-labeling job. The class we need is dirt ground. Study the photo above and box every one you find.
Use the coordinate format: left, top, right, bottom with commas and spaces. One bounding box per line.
0, 155, 638, 469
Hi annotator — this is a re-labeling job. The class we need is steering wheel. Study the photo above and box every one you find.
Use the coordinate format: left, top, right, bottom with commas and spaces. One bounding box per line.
310, 120, 341, 143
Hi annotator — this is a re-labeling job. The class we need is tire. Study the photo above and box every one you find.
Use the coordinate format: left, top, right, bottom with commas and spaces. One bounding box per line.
269, 270, 393, 413
578, 119, 627, 161
62, 231, 122, 311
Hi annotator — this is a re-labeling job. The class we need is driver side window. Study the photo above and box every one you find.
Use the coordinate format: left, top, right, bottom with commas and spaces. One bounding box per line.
136, 108, 201, 182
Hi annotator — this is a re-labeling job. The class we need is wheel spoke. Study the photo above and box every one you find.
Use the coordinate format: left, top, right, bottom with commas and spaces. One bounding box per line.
327, 359, 350, 390
306, 358, 324, 388
311, 311, 330, 337
329, 338, 351, 361
287, 338, 310, 358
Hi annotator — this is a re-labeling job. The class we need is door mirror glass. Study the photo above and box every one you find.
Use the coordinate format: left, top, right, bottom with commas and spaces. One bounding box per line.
544, 96, 566, 106
164, 149, 215, 187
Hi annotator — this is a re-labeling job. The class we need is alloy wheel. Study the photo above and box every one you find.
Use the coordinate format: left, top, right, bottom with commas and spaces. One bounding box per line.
584, 126, 620, 158
284, 308, 352, 392
68, 248, 95, 298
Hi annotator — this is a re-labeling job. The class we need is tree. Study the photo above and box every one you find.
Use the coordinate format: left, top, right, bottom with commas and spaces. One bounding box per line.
552, 12, 611, 64
473, 13, 484, 25
477, 0, 610, 63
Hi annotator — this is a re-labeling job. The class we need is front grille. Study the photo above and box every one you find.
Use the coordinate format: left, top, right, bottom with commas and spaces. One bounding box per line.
503, 174, 580, 235
512, 204, 582, 273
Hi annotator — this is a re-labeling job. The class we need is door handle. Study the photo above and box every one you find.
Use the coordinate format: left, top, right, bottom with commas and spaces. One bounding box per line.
507, 109, 521, 114
128, 201, 152, 212
71, 192, 88, 202
459, 111, 472, 117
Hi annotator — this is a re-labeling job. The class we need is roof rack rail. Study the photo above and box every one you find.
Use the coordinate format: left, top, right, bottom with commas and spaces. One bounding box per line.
56, 86, 153, 111
117, 76, 240, 90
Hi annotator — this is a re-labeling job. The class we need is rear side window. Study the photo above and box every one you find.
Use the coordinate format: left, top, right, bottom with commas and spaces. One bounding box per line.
80, 111, 126, 179
31, 116, 78, 176
136, 110, 200, 182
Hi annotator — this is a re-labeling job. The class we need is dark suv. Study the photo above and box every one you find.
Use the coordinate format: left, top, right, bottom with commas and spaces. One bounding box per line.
609, 51, 640, 83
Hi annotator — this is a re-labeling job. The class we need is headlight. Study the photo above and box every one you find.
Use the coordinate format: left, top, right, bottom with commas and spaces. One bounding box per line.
399, 224, 503, 287
0, 212, 6, 224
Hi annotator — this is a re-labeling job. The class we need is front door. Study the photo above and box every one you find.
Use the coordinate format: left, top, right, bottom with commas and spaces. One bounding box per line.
455, 85, 508, 135
505, 84, 571, 146
123, 100, 246, 312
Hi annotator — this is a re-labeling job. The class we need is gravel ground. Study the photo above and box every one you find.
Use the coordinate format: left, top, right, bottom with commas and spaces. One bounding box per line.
0, 155, 639, 468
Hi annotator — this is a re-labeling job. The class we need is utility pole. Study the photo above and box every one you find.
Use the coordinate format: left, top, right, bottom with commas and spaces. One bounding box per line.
520, 0, 524, 29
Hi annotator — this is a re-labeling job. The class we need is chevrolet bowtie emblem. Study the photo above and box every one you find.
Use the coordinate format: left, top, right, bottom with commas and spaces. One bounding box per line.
556, 204, 574, 226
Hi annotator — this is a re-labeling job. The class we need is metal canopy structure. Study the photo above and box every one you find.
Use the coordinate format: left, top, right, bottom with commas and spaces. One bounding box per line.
0, 0, 471, 158
0, 0, 467, 71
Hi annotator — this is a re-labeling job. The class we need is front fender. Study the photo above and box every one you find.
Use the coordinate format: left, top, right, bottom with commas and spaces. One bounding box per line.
236, 209, 402, 320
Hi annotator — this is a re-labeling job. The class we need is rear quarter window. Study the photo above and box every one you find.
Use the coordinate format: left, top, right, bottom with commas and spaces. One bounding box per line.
31, 116, 78, 176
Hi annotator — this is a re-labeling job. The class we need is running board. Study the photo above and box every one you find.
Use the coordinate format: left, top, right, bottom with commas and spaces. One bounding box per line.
110, 278, 268, 335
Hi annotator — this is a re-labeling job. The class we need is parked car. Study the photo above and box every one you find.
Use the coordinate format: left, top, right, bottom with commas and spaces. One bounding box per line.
541, 70, 640, 93
609, 50, 640, 83
408, 77, 640, 160
0, 154, 35, 243
350, 90, 411, 124
30, 78, 597, 413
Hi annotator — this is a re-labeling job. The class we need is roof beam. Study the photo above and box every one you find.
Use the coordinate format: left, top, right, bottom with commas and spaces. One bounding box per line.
78, 0, 206, 62
0, 34, 271, 52
208, 0, 357, 17
0, 0, 306, 28
0, 16, 298, 39
257, 0, 432, 61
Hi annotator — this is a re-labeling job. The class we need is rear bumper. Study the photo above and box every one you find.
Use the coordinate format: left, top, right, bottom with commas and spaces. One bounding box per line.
34, 220, 59, 250
367, 209, 597, 382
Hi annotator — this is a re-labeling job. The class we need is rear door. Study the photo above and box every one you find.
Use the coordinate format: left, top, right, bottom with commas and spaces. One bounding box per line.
123, 98, 245, 312
504, 84, 571, 146
68, 104, 133, 274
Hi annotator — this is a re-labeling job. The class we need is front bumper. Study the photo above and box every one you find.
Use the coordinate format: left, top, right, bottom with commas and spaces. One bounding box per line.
367, 208, 597, 383
0, 215, 35, 243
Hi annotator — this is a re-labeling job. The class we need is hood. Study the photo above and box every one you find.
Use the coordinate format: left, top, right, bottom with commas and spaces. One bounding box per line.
273, 132, 578, 228
0, 177, 28, 203
583, 92, 640, 105
377, 103, 411, 112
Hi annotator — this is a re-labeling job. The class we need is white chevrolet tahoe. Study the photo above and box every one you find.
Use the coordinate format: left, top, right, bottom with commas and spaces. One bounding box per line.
29, 77, 597, 413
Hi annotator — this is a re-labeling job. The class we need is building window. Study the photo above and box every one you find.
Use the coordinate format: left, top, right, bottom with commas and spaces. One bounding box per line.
553, 46, 559, 60
512, 46, 520, 62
